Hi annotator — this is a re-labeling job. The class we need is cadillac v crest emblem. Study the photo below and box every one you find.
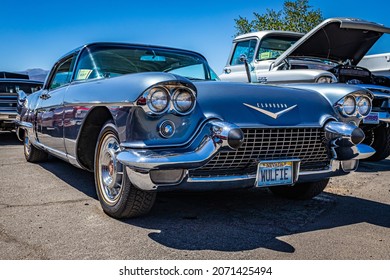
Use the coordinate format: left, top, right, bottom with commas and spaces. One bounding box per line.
243, 103, 297, 119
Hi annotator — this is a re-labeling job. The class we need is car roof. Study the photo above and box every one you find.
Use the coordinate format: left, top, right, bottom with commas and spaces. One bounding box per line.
59, 42, 208, 62
234, 30, 304, 41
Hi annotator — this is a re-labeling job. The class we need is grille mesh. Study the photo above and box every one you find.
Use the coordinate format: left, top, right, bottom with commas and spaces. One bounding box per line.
191, 128, 330, 177
0, 97, 17, 111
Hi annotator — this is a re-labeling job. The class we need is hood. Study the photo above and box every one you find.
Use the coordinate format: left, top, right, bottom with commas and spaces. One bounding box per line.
194, 81, 336, 128
281, 83, 374, 104
65, 72, 194, 104
274, 18, 390, 67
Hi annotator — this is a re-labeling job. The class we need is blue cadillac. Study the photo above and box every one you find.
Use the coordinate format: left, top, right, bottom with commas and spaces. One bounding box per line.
17, 43, 375, 218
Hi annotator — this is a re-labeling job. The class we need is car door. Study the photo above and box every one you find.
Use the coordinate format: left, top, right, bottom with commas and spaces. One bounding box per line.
221, 38, 258, 82
36, 55, 76, 155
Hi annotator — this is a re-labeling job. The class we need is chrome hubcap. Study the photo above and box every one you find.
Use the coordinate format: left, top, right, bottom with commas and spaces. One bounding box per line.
98, 134, 123, 205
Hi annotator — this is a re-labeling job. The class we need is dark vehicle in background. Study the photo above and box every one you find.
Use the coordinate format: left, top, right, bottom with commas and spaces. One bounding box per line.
0, 72, 43, 131
220, 18, 390, 161
17, 43, 374, 219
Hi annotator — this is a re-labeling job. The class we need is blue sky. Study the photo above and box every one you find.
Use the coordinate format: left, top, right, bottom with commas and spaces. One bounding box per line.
0, 0, 389, 74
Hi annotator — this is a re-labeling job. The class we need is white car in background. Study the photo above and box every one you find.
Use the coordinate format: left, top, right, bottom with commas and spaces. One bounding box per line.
220, 18, 390, 161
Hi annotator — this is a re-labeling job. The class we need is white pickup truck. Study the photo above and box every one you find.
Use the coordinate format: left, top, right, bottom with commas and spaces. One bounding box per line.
220, 18, 390, 161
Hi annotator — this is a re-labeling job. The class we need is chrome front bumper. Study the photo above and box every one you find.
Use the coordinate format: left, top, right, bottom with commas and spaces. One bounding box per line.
0, 112, 17, 121
116, 120, 375, 191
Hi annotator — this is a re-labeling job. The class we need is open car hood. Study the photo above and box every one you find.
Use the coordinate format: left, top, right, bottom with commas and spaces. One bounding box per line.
273, 18, 390, 67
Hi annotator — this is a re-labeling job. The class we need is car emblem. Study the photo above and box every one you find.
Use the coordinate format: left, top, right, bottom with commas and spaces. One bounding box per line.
243, 103, 297, 119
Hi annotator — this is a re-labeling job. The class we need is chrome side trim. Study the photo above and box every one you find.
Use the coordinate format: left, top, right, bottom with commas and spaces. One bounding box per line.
63, 101, 133, 107
34, 142, 84, 167
67, 154, 84, 169
35, 142, 69, 161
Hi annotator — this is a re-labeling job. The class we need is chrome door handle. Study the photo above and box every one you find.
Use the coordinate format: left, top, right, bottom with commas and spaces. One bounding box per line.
40, 92, 51, 100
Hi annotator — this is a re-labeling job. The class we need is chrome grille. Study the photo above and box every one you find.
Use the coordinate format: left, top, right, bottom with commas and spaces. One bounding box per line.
0, 97, 17, 111
191, 128, 330, 176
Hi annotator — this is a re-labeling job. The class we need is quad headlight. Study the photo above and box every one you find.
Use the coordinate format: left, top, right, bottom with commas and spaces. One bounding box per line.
146, 87, 170, 114
140, 85, 196, 116
341, 96, 356, 116
336, 93, 372, 118
172, 88, 196, 114
356, 96, 371, 117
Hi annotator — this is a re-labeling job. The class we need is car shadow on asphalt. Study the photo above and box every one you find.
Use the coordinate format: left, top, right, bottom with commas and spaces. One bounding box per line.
0, 131, 97, 198
123, 189, 390, 254
38, 157, 97, 199
358, 160, 390, 172
0, 131, 21, 145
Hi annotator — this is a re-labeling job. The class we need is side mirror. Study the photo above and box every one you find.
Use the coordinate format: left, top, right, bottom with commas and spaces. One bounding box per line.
239, 54, 252, 83
239, 54, 248, 63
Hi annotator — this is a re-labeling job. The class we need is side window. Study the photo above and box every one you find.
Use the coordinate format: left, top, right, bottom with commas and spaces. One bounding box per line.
49, 56, 75, 90
230, 39, 257, 66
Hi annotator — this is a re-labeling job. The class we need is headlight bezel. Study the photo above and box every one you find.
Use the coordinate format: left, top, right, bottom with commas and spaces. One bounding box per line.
139, 84, 197, 116
146, 86, 170, 115
336, 92, 372, 119
172, 88, 196, 115
356, 96, 372, 117
338, 95, 357, 116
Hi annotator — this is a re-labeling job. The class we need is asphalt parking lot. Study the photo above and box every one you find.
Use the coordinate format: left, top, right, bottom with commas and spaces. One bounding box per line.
0, 131, 389, 260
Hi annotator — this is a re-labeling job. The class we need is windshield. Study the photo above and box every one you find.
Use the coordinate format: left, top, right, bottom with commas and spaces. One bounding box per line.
74, 45, 216, 81
257, 35, 300, 61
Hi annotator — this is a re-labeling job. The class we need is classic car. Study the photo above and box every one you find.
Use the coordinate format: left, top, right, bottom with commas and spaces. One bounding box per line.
0, 72, 42, 131
219, 18, 390, 161
17, 42, 375, 219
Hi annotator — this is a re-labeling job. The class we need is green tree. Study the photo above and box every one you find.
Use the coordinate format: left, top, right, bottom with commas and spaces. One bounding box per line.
234, 0, 323, 36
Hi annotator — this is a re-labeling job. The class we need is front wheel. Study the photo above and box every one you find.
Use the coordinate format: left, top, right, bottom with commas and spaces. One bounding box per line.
94, 121, 156, 219
362, 124, 390, 161
269, 179, 329, 200
23, 133, 48, 162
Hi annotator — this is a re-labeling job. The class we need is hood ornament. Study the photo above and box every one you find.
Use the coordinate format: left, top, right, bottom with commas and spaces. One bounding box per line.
243, 103, 297, 119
